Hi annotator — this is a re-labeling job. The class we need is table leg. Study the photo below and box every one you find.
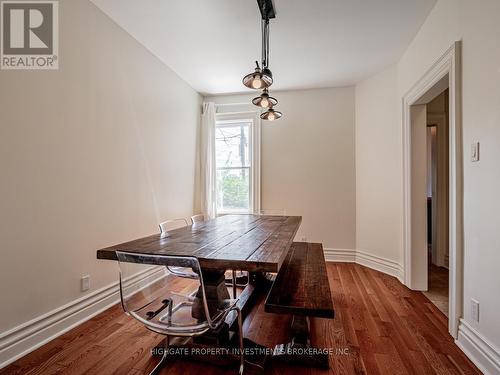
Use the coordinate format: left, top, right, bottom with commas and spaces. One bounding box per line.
151, 272, 269, 372
191, 269, 230, 321
152, 336, 267, 373
225, 271, 249, 286
272, 316, 329, 368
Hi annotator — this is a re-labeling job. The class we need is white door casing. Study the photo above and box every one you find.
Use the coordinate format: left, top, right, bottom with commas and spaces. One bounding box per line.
402, 41, 463, 338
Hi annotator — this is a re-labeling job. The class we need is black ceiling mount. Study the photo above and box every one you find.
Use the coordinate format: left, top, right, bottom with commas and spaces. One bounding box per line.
256, 0, 276, 20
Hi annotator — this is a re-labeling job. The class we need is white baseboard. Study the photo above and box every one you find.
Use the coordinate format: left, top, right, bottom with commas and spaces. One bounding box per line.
323, 248, 356, 263
0, 266, 164, 369
323, 248, 404, 283
356, 250, 404, 283
456, 319, 500, 375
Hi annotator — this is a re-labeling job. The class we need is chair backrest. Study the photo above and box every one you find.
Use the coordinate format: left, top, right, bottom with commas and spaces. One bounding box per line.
116, 251, 228, 335
190, 214, 205, 224
159, 218, 189, 238
259, 209, 286, 216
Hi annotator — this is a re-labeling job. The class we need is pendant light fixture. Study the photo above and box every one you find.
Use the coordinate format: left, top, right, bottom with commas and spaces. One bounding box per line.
260, 107, 282, 121
242, 0, 282, 120
243, 61, 272, 89
252, 88, 277, 108
243, 18, 273, 89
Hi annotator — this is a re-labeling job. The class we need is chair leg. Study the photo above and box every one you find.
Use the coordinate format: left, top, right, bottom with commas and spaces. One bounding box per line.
235, 307, 245, 375
150, 337, 169, 375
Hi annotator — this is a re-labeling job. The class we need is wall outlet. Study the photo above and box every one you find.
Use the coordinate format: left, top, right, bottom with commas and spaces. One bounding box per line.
81, 275, 91, 292
471, 299, 480, 322
471, 142, 480, 162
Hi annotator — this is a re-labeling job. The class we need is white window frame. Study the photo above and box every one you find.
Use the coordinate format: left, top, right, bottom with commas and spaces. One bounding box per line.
214, 111, 261, 215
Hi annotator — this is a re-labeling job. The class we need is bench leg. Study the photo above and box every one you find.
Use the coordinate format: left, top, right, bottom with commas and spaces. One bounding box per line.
272, 316, 329, 369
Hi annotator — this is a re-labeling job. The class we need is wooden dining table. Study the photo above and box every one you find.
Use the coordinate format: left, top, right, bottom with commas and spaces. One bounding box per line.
96, 214, 302, 346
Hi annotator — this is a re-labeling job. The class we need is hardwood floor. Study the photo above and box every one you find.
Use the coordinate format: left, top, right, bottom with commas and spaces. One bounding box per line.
1, 263, 480, 375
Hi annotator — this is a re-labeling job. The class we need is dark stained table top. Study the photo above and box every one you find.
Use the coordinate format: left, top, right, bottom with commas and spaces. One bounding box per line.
96, 214, 302, 272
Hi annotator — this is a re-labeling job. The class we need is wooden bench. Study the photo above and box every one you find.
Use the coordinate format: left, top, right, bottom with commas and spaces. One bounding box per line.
264, 242, 335, 368
265, 242, 334, 318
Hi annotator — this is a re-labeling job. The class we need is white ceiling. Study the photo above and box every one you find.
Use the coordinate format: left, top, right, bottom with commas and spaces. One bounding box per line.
91, 0, 436, 95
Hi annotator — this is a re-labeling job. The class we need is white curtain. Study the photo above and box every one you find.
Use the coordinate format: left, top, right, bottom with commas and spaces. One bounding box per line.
200, 102, 217, 219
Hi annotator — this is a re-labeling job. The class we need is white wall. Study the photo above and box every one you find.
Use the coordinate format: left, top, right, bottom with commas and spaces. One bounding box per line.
397, 0, 461, 96
355, 66, 402, 264
460, 0, 500, 366
206, 88, 356, 251
0, 0, 200, 334
355, 0, 500, 370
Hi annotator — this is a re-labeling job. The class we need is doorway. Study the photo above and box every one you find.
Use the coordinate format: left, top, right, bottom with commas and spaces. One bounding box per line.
402, 41, 463, 338
423, 90, 450, 317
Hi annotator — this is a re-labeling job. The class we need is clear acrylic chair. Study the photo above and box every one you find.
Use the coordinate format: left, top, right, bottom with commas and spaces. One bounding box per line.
117, 251, 245, 375
158, 219, 198, 279
159, 218, 189, 238
190, 214, 205, 224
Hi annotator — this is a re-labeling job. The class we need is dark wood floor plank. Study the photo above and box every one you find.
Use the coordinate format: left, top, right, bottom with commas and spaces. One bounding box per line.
353, 267, 420, 375
350, 267, 387, 350
329, 264, 363, 374
342, 265, 382, 374
363, 268, 421, 353
0, 263, 481, 375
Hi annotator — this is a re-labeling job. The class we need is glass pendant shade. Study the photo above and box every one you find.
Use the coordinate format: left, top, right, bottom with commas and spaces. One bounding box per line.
260, 107, 282, 121
252, 88, 278, 108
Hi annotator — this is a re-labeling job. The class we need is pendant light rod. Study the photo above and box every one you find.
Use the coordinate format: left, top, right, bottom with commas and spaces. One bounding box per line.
242, 0, 281, 122
257, 0, 274, 68
261, 19, 270, 68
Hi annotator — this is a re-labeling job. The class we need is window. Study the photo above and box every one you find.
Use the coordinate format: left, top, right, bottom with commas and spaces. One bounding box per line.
215, 114, 260, 214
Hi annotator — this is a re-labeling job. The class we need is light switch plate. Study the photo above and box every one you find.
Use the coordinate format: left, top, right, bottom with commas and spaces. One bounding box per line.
471, 142, 480, 162
81, 275, 90, 292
